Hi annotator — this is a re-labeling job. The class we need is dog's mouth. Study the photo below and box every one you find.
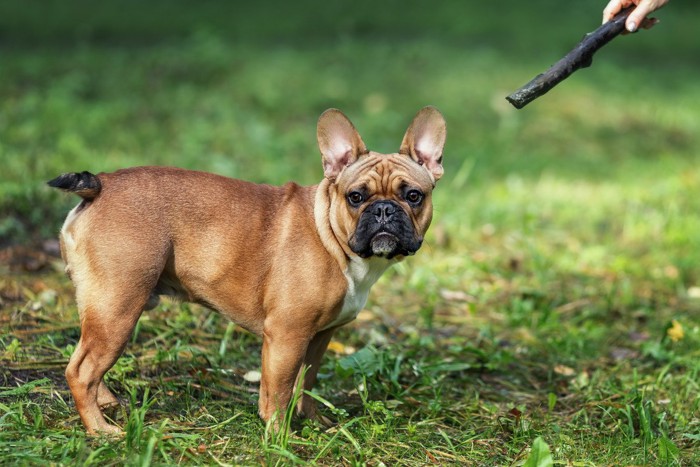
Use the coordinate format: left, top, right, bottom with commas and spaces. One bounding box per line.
370, 232, 400, 257
350, 231, 420, 260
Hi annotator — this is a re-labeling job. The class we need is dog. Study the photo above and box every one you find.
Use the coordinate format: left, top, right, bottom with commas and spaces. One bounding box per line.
49, 106, 446, 435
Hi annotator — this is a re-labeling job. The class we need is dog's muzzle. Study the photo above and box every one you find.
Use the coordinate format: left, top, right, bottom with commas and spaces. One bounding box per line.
350, 200, 422, 259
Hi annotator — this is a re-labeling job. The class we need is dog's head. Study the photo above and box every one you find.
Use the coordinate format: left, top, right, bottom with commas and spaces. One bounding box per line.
317, 107, 446, 260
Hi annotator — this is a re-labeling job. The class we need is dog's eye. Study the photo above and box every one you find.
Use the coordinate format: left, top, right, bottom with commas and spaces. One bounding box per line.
347, 191, 365, 206
405, 190, 424, 205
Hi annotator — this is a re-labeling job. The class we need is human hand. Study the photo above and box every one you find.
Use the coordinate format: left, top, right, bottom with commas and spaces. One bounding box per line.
602, 0, 669, 32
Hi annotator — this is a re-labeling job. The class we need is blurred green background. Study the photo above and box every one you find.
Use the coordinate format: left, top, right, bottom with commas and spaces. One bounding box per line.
1, 0, 699, 250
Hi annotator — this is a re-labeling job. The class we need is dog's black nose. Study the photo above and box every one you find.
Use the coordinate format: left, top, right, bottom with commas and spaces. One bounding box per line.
372, 201, 397, 224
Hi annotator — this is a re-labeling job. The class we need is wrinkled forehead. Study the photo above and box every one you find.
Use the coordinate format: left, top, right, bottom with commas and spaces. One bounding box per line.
337, 152, 435, 192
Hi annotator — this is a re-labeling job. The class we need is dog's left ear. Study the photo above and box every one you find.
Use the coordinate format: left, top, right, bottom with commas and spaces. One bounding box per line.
317, 109, 368, 181
399, 106, 446, 182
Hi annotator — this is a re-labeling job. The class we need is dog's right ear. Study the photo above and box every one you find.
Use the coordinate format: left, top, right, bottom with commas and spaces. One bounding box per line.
317, 109, 368, 181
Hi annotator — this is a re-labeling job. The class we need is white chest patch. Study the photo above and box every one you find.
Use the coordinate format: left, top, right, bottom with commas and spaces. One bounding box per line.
324, 257, 393, 330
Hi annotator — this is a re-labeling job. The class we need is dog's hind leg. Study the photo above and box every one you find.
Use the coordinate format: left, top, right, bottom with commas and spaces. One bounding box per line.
65, 288, 151, 435
97, 381, 120, 408
93, 290, 161, 412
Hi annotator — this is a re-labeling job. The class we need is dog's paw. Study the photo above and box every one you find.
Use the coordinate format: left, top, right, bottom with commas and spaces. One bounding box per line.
87, 423, 124, 437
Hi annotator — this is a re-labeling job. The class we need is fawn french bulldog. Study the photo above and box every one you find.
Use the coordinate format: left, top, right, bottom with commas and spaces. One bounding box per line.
49, 106, 446, 434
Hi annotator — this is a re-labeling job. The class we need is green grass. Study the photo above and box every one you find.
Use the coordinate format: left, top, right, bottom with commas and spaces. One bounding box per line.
2, 0, 700, 465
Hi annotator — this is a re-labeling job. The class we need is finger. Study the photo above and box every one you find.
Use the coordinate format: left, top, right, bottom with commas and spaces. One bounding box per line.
602, 0, 624, 24
626, 0, 657, 32
603, 0, 634, 24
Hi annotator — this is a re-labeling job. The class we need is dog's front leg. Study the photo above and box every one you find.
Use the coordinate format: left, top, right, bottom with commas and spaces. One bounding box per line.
258, 321, 309, 426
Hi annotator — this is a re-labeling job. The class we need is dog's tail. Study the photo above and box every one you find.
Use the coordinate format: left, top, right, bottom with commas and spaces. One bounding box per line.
47, 171, 102, 200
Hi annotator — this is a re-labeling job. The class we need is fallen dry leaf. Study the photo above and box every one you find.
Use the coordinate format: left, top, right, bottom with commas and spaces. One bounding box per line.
667, 320, 684, 342
243, 370, 261, 383
439, 289, 476, 303
687, 287, 700, 299
553, 364, 575, 376
327, 340, 356, 355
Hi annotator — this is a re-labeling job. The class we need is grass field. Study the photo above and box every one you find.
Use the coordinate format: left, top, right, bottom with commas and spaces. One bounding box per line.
1, 0, 699, 465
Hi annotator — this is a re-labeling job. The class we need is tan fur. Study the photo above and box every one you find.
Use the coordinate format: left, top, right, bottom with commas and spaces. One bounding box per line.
56, 107, 446, 435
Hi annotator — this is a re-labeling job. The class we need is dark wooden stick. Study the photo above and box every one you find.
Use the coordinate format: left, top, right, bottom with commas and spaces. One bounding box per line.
506, 7, 633, 109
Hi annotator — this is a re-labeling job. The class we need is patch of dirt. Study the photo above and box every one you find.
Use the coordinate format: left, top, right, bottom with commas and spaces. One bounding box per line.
0, 240, 61, 273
